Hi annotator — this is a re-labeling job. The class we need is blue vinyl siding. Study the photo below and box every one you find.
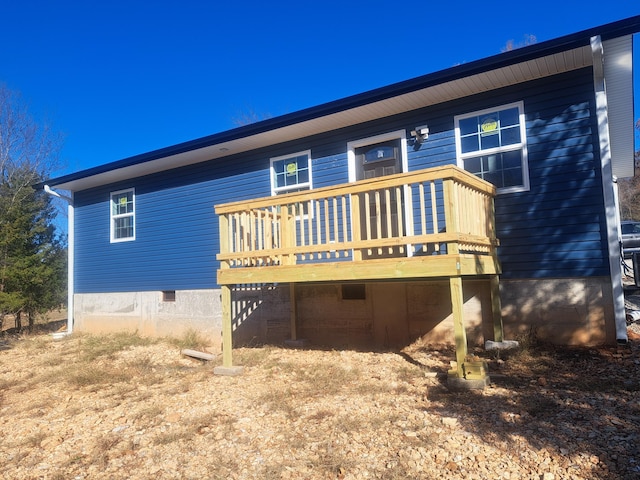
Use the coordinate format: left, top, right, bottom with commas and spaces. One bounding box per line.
74, 155, 271, 293
74, 67, 608, 292
494, 69, 608, 278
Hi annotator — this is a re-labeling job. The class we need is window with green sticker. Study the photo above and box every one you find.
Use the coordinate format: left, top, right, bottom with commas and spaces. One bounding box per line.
110, 188, 135, 242
455, 101, 529, 193
270, 151, 312, 195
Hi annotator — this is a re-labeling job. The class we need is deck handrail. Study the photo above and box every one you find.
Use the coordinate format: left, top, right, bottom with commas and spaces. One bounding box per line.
215, 165, 497, 269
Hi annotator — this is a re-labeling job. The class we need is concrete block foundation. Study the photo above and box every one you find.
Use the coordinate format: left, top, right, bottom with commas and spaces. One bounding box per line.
73, 276, 618, 351
74, 289, 223, 351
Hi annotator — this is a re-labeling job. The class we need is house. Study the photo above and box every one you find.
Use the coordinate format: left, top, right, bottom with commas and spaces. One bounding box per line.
40, 17, 639, 380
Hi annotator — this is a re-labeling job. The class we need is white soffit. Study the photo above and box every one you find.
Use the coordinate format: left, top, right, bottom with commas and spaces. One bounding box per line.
58, 46, 594, 191
603, 35, 635, 179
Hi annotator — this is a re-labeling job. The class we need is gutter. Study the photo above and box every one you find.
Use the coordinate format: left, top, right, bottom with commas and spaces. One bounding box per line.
43, 185, 74, 337
591, 36, 628, 343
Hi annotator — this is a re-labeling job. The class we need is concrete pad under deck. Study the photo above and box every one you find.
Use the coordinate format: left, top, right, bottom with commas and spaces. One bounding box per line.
447, 376, 491, 390
213, 366, 245, 376
284, 339, 310, 348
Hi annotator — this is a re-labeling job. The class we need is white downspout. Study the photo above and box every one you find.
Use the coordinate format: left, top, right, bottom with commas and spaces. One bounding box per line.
44, 185, 74, 336
591, 36, 628, 343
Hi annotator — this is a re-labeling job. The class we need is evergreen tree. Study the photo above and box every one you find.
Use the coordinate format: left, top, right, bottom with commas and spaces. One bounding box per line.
0, 84, 65, 332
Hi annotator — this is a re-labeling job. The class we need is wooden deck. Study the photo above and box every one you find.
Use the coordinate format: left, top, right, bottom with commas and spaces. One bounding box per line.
216, 165, 500, 283
214, 165, 503, 379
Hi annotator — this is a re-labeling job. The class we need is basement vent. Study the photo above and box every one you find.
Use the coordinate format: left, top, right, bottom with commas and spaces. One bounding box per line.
162, 290, 176, 302
341, 284, 366, 300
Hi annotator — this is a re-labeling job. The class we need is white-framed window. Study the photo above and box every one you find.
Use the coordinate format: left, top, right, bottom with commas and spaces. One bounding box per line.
270, 151, 312, 217
270, 150, 312, 195
455, 101, 529, 193
110, 188, 135, 242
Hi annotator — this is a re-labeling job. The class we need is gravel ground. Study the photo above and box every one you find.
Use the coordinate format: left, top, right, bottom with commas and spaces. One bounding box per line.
1, 323, 639, 480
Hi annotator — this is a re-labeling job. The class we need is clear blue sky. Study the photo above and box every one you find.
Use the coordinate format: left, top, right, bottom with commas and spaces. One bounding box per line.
1, 1, 639, 178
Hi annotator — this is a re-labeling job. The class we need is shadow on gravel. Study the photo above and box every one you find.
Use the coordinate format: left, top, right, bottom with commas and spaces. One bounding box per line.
1, 318, 67, 337
0, 317, 68, 351
417, 339, 640, 479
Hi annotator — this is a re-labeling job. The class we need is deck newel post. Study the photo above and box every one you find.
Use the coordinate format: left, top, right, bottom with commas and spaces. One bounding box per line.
449, 276, 467, 379
443, 178, 460, 255
289, 283, 297, 341
490, 275, 504, 342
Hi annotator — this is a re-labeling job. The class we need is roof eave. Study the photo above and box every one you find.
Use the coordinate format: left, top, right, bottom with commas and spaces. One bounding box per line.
39, 15, 640, 192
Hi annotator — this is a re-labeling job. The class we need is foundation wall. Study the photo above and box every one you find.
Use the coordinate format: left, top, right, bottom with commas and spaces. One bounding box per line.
73, 276, 617, 350
499, 277, 615, 345
74, 290, 223, 350
291, 280, 494, 349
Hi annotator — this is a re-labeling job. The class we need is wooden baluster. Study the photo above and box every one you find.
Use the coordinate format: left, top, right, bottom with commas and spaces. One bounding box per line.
385, 188, 392, 254
288, 203, 297, 262
235, 213, 242, 265
256, 210, 263, 265
227, 214, 235, 267
274, 207, 282, 265
431, 181, 439, 252
324, 198, 330, 258
245, 211, 252, 266
419, 182, 426, 253
396, 186, 405, 254
308, 200, 314, 260
316, 199, 322, 258
264, 210, 272, 265
351, 193, 363, 261
298, 202, 306, 261
375, 191, 382, 255
332, 197, 339, 258
341, 196, 349, 257
248, 210, 255, 266
364, 192, 372, 255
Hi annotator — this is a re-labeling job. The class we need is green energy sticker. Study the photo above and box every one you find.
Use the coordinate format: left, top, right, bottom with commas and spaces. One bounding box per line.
481, 117, 498, 135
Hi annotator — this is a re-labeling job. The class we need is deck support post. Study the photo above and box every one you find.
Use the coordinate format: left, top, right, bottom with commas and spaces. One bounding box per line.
213, 285, 244, 376
490, 275, 504, 342
449, 276, 467, 379
221, 284, 233, 367
289, 283, 297, 341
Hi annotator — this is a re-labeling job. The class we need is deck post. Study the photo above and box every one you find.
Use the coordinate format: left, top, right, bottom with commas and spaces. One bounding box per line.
213, 284, 244, 376
289, 283, 297, 341
490, 275, 504, 342
443, 179, 460, 255
449, 276, 467, 378
221, 284, 233, 367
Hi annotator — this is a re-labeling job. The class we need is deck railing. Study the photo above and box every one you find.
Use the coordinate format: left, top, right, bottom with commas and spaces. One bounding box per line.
216, 165, 497, 273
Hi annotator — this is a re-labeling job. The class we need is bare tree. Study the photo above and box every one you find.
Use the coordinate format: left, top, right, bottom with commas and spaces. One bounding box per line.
231, 107, 272, 127
618, 119, 640, 220
502, 34, 537, 52
0, 85, 63, 198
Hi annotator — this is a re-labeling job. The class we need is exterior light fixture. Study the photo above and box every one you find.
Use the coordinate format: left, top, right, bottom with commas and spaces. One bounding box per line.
411, 125, 429, 144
